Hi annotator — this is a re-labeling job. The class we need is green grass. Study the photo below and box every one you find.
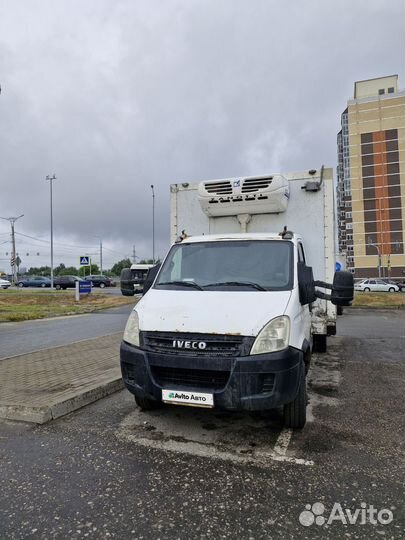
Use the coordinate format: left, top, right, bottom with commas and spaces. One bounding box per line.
0, 290, 137, 322
351, 291, 405, 309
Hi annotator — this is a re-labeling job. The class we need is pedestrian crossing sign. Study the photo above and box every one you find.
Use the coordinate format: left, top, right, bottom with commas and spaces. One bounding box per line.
80, 256, 90, 266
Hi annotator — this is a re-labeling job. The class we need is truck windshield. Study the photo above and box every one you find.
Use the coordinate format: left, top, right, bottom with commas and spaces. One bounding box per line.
155, 240, 293, 291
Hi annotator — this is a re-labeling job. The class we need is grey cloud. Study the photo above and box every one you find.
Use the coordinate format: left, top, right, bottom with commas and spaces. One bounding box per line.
0, 0, 404, 269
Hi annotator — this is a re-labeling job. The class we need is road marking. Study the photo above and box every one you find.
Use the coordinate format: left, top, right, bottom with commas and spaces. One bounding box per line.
116, 414, 314, 467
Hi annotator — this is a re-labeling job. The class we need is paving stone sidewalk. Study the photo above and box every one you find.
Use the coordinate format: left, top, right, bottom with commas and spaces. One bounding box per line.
0, 333, 124, 424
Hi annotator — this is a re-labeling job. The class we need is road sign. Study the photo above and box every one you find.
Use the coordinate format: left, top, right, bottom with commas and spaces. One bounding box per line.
79, 280, 92, 294
335, 262, 342, 272
80, 256, 90, 266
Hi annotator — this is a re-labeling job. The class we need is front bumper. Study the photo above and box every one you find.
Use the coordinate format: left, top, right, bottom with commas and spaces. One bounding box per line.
120, 341, 304, 411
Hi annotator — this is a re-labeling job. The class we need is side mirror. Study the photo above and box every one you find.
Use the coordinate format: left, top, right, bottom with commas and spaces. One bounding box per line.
143, 264, 161, 295
297, 262, 316, 305
331, 271, 354, 306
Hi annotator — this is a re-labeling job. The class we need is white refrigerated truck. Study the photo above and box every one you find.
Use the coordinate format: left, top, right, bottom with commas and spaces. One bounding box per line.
121, 167, 353, 428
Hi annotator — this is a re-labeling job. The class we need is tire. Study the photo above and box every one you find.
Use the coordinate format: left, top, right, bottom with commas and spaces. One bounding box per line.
134, 393, 161, 411
41, 283, 46, 288
55, 284, 61, 290
313, 334, 327, 353
121, 290, 135, 296
304, 348, 312, 375
364, 287, 370, 292
337, 305, 343, 316
18, 282, 24, 288
283, 363, 307, 429
388, 287, 395, 293
99, 282, 106, 288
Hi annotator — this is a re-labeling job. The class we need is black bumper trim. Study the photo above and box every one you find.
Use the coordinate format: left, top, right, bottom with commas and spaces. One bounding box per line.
120, 341, 303, 411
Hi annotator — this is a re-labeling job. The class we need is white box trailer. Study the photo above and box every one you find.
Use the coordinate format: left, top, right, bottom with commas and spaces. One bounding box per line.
170, 168, 337, 337
120, 167, 353, 428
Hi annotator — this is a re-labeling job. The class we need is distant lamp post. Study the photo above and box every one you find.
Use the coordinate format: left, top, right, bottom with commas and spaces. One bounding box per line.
46, 175, 57, 288
151, 184, 155, 263
0, 214, 24, 284
367, 242, 382, 278
91, 236, 103, 275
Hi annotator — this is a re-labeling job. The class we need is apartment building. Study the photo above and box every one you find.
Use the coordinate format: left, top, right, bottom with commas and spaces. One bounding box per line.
337, 75, 405, 278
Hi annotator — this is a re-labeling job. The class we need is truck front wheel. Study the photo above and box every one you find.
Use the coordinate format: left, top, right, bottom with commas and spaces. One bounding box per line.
134, 392, 161, 411
283, 364, 307, 429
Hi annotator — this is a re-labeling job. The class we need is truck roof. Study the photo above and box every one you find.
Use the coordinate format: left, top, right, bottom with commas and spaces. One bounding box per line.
130, 264, 154, 270
180, 232, 300, 244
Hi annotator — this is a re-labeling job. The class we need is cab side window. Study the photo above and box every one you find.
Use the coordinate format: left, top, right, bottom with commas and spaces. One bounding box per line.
298, 243, 306, 264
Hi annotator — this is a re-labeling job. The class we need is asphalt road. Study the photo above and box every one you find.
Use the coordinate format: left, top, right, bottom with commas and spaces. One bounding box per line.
337, 307, 405, 339
0, 304, 134, 359
2, 286, 123, 295
0, 308, 404, 539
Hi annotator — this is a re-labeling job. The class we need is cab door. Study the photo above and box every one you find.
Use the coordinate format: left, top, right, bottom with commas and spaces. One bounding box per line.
296, 242, 312, 346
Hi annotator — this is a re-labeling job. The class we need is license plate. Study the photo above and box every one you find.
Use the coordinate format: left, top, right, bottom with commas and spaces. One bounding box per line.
162, 389, 214, 408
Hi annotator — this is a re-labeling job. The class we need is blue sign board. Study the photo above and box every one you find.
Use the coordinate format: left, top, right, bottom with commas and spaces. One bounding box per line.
335, 262, 342, 272
80, 256, 90, 266
79, 280, 92, 294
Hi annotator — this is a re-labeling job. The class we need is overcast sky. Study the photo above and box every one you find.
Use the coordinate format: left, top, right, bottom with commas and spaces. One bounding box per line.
0, 0, 404, 272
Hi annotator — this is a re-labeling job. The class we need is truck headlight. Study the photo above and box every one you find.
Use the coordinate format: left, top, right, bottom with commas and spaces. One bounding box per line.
123, 310, 140, 347
250, 316, 290, 355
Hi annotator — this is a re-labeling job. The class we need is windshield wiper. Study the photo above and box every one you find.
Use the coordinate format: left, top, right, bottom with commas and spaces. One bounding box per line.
156, 280, 203, 290
204, 281, 266, 291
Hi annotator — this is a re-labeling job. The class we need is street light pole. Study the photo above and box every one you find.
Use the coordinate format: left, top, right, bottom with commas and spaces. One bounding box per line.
46, 175, 56, 288
151, 184, 155, 263
0, 215, 24, 284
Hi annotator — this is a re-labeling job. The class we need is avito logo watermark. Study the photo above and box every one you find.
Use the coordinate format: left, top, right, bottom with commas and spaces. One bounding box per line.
299, 502, 393, 527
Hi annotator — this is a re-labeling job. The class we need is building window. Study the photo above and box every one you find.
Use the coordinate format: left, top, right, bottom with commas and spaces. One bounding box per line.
346, 223, 353, 230
388, 87, 394, 94
346, 212, 352, 219
347, 234, 353, 241
378, 88, 385, 95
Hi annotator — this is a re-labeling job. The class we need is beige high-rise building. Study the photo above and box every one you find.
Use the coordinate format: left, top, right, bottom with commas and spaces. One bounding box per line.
337, 75, 405, 279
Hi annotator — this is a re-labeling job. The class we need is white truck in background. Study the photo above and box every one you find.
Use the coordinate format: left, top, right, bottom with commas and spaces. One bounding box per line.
121, 167, 353, 428
120, 264, 155, 296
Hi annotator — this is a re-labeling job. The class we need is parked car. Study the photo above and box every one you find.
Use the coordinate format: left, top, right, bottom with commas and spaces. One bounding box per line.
0, 278, 11, 289
17, 276, 51, 288
383, 279, 405, 292
86, 275, 115, 288
53, 275, 83, 290
354, 279, 399, 292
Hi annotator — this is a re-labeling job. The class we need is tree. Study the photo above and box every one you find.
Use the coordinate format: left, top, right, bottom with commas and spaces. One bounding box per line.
55, 265, 79, 276
139, 259, 161, 264
82, 263, 99, 277
27, 266, 51, 276
110, 258, 132, 276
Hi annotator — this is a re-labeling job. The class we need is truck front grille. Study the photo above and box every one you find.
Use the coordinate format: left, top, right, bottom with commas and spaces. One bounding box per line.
141, 332, 254, 357
151, 366, 230, 390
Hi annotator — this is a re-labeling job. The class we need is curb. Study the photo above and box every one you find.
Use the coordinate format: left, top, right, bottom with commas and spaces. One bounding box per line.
0, 377, 124, 424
